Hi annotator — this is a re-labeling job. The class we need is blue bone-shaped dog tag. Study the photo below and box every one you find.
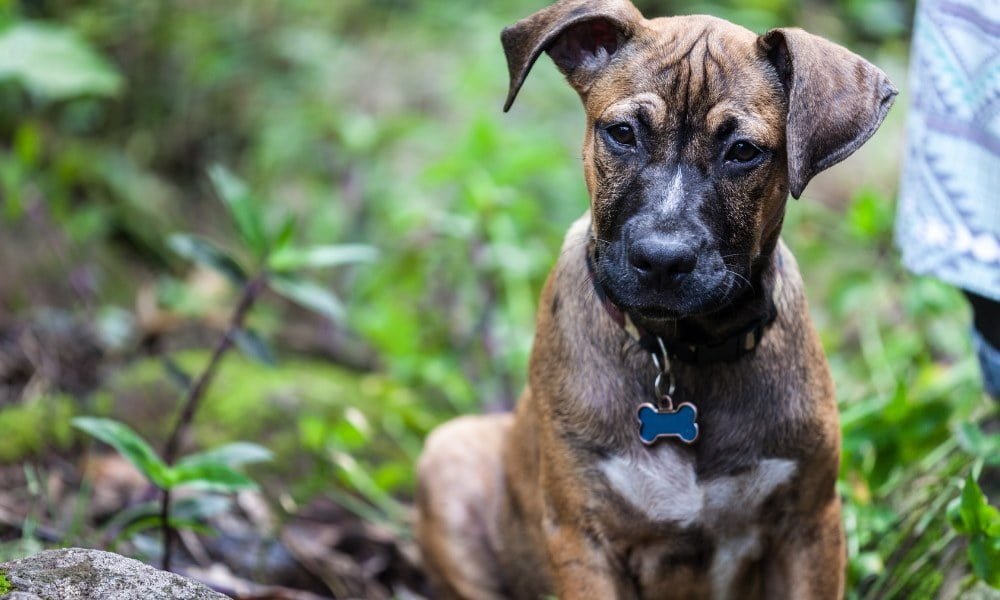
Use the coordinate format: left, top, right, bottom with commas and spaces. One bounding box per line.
637, 402, 699, 445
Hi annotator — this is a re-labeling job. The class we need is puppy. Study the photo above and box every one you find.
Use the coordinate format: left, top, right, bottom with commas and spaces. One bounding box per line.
417, 1, 896, 598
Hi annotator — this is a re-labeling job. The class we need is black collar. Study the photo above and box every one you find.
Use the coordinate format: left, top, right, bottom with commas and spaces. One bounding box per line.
586, 252, 777, 366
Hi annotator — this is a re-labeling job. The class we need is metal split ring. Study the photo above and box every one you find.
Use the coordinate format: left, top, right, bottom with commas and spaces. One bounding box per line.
653, 372, 675, 410
650, 336, 676, 408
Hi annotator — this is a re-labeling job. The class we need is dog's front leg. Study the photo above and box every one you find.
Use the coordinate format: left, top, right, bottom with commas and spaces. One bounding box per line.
764, 497, 846, 599
543, 521, 631, 599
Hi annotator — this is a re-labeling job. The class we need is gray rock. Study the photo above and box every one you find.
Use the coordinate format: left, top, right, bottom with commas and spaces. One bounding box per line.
0, 548, 230, 599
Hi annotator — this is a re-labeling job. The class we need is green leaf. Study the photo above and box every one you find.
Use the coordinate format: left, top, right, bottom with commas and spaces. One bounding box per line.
268, 244, 377, 273
969, 533, 1000, 588
104, 501, 160, 531
116, 514, 165, 541
167, 233, 247, 285
169, 461, 259, 492
72, 418, 170, 489
176, 442, 273, 469
948, 496, 967, 534
165, 519, 215, 537
232, 328, 277, 366
960, 478, 979, 530
273, 215, 298, 252
117, 515, 212, 541
952, 474, 1000, 587
957, 422, 1000, 465
171, 495, 231, 522
109, 497, 229, 546
270, 276, 344, 322
0, 23, 123, 101
208, 166, 268, 258
959, 474, 995, 533
103, 501, 160, 548
161, 356, 192, 392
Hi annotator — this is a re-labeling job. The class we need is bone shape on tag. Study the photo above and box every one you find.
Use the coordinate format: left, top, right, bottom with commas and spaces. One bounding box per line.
637, 402, 699, 445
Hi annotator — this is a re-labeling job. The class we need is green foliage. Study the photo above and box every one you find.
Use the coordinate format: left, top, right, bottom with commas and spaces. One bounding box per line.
175, 442, 275, 469
0, 570, 11, 594
208, 165, 270, 260
948, 475, 1000, 588
72, 416, 270, 546
781, 191, 992, 596
72, 417, 269, 493
0, 395, 76, 462
104, 496, 233, 550
166, 234, 247, 286
846, 187, 897, 243
107, 349, 434, 514
268, 244, 378, 273
269, 275, 345, 323
352, 109, 584, 413
956, 422, 1000, 466
72, 417, 172, 489
168, 461, 257, 493
0, 22, 122, 100
166, 166, 370, 329
231, 328, 277, 366
66, 160, 373, 565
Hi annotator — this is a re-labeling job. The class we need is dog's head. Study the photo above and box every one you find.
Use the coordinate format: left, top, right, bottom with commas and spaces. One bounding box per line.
502, 0, 895, 321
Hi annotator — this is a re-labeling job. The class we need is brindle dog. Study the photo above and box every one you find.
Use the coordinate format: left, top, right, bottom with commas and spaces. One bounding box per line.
416, 0, 896, 598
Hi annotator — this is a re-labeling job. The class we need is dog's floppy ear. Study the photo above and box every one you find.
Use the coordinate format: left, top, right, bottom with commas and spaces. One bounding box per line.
501, 0, 644, 111
758, 28, 897, 198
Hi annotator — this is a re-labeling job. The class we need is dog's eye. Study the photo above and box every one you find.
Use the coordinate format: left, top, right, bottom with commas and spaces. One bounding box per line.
606, 123, 636, 146
725, 141, 762, 163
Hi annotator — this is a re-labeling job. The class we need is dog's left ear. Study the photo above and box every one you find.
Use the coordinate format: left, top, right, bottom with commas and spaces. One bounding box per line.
758, 28, 897, 199
501, 0, 644, 112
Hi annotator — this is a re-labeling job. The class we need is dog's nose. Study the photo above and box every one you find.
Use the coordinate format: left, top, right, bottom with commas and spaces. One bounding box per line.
628, 236, 697, 284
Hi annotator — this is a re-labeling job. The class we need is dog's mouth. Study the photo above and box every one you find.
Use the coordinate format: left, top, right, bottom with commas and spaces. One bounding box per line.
596, 263, 743, 322
626, 304, 687, 321
590, 237, 752, 322
621, 297, 730, 322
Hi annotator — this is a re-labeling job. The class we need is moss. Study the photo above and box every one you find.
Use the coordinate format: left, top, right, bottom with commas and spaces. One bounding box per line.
103, 350, 431, 498
0, 570, 13, 594
0, 394, 77, 462
110, 349, 406, 441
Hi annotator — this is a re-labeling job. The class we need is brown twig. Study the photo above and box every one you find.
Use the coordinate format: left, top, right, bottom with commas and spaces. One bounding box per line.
159, 275, 267, 571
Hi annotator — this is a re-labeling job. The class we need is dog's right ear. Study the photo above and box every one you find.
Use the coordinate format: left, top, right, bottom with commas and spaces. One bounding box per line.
501, 0, 644, 111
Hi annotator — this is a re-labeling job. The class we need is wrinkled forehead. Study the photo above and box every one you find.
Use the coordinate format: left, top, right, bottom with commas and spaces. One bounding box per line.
588, 15, 786, 141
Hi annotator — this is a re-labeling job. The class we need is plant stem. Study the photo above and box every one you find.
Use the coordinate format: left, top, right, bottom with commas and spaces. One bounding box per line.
159, 275, 266, 571
160, 488, 172, 569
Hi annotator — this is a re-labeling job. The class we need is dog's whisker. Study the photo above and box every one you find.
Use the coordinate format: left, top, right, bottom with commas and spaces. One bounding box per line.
724, 268, 753, 290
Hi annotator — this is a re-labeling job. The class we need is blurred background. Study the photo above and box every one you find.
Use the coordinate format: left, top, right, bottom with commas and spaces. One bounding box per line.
0, 0, 996, 598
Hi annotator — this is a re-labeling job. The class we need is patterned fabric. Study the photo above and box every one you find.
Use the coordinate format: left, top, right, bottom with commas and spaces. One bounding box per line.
973, 328, 1000, 397
896, 0, 1000, 301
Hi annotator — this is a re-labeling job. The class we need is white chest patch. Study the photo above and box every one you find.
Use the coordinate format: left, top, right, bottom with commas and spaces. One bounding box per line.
600, 445, 703, 526
599, 450, 798, 596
